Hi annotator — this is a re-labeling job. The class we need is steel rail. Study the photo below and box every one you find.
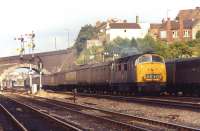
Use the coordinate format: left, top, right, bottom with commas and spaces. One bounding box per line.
0, 104, 28, 131
45, 90, 200, 110
8, 95, 153, 131
41, 96, 200, 131
2, 95, 85, 131
16, 94, 200, 131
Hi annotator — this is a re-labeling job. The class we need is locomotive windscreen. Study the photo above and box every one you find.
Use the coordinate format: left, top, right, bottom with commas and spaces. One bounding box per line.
137, 54, 164, 63
138, 55, 151, 63
152, 55, 164, 63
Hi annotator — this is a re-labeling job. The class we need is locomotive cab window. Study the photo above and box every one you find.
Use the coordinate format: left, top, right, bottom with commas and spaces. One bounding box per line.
152, 55, 164, 63
138, 55, 151, 63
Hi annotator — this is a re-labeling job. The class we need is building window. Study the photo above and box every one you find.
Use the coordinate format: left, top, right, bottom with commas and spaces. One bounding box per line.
172, 31, 178, 38
160, 31, 167, 38
184, 30, 189, 37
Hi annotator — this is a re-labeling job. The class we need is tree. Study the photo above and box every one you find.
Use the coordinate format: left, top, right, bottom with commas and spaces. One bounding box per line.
137, 35, 157, 53
154, 40, 170, 58
130, 38, 138, 47
74, 24, 98, 53
196, 30, 200, 39
105, 37, 139, 57
76, 45, 104, 64
168, 41, 193, 59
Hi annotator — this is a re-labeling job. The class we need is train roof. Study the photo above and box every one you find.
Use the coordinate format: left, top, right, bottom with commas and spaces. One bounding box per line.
166, 56, 200, 63
75, 61, 112, 70
91, 61, 111, 68
114, 55, 138, 63
55, 53, 163, 73
113, 53, 160, 63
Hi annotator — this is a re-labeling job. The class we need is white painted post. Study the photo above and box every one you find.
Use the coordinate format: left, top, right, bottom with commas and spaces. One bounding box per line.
39, 71, 42, 91
103, 54, 105, 62
0, 80, 3, 91
29, 64, 32, 93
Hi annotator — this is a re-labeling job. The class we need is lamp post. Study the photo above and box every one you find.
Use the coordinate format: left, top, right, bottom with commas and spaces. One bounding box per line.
0, 80, 3, 91
112, 53, 119, 61
102, 52, 109, 62
36, 56, 43, 91
29, 63, 33, 90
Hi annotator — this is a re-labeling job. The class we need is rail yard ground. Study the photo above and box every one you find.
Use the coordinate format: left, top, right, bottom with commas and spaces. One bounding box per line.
2, 88, 200, 130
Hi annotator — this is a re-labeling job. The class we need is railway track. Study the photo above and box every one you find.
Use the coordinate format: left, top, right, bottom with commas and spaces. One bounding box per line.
6, 88, 200, 112
0, 95, 84, 131
0, 104, 27, 131
5, 94, 200, 131
45, 90, 200, 111
5, 94, 151, 131
90, 95, 200, 111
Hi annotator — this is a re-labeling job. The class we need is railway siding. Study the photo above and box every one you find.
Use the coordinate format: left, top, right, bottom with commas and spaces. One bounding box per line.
0, 95, 84, 131
6, 93, 200, 131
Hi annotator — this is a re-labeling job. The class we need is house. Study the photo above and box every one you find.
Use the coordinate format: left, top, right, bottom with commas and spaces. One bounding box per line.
150, 18, 200, 42
176, 7, 200, 21
149, 7, 200, 43
149, 23, 162, 39
192, 20, 200, 39
106, 22, 141, 41
96, 17, 150, 43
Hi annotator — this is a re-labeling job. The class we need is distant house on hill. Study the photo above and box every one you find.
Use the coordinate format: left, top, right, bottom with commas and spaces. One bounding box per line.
95, 17, 150, 43
106, 22, 141, 41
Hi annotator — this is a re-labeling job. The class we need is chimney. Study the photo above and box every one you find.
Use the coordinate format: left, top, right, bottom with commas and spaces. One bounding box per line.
166, 18, 172, 42
162, 18, 165, 24
136, 16, 139, 24
179, 17, 184, 40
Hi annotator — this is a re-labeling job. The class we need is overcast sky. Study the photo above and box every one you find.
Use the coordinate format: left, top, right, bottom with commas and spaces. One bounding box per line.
0, 0, 199, 57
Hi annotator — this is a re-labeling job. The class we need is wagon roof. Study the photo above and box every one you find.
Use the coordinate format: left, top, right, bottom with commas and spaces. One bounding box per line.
166, 56, 200, 63
91, 61, 111, 68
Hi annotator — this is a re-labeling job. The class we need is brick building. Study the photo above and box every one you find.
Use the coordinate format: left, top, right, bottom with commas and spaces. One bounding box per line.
176, 7, 200, 20
149, 7, 200, 43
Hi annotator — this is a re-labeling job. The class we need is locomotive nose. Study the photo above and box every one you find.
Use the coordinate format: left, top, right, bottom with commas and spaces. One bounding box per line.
143, 64, 163, 81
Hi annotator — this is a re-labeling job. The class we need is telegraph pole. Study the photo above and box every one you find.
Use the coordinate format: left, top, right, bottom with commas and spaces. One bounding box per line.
65, 29, 70, 48
68, 31, 70, 48
54, 37, 57, 50
37, 58, 43, 91
29, 64, 33, 90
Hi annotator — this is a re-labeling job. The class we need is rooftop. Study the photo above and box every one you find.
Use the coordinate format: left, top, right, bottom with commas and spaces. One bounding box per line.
109, 23, 141, 29
177, 7, 200, 20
